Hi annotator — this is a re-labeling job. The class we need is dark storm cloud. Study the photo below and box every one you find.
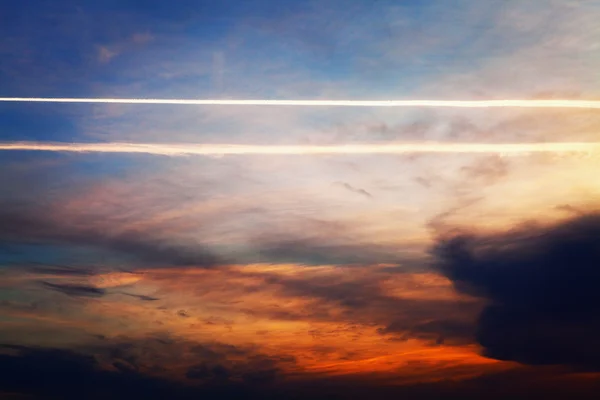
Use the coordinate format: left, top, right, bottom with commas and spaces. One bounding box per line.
432, 212, 600, 369
0, 204, 222, 267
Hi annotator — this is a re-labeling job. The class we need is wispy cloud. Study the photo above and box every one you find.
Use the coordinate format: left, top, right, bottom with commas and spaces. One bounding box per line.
40, 282, 106, 298
0, 202, 222, 267
334, 182, 373, 199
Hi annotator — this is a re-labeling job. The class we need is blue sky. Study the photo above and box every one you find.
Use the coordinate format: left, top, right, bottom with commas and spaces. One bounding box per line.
2, 0, 599, 145
4, 0, 598, 98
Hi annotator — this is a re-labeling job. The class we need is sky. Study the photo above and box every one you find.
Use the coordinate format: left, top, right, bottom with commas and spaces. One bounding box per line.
1, 0, 600, 399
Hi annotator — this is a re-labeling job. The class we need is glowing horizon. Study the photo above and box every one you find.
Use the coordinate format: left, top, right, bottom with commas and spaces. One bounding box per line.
1, 141, 599, 156
1, 97, 600, 108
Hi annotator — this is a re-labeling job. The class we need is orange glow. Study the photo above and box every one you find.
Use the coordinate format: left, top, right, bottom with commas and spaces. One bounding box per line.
17, 264, 495, 382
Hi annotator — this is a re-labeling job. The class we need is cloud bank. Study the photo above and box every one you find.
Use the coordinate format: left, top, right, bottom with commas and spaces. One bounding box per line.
433, 212, 600, 369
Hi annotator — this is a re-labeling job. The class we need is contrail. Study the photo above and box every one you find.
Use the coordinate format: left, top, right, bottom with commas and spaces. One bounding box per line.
0, 97, 599, 108
1, 142, 599, 156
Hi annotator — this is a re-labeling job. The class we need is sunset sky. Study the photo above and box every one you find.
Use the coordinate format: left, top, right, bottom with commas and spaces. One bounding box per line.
1, 1, 600, 399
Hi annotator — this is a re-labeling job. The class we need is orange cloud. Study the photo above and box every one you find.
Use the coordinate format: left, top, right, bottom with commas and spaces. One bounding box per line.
41, 264, 497, 383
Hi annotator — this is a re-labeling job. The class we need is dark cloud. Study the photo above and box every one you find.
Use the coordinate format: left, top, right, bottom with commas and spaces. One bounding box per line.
89, 336, 293, 393
40, 282, 106, 298
241, 365, 279, 385
0, 341, 285, 399
432, 212, 600, 369
186, 363, 214, 380
120, 293, 160, 301
288, 366, 600, 400
0, 345, 181, 400
2, 343, 599, 400
0, 204, 222, 267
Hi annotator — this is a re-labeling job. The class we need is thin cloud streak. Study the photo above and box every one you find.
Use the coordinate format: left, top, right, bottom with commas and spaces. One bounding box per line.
1, 97, 600, 108
1, 141, 600, 156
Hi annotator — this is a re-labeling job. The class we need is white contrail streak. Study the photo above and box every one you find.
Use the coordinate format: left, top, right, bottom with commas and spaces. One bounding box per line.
0, 97, 600, 108
1, 142, 600, 156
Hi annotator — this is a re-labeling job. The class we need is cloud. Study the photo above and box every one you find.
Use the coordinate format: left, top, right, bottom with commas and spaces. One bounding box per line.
97, 32, 154, 64
0, 203, 222, 267
236, 266, 479, 345
27, 263, 96, 277
120, 293, 160, 302
40, 282, 106, 298
186, 363, 231, 381
334, 182, 373, 199
432, 212, 600, 369
378, 319, 475, 345
185, 356, 281, 385
0, 345, 181, 400
2, 343, 598, 400
253, 238, 403, 265
459, 155, 509, 185
555, 204, 585, 216
89, 335, 295, 388
97, 46, 119, 63
3, 265, 583, 398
